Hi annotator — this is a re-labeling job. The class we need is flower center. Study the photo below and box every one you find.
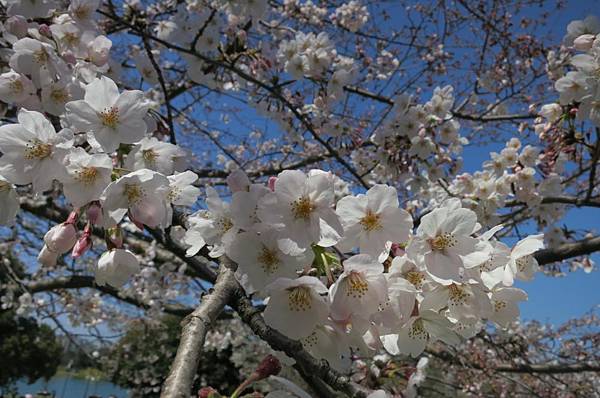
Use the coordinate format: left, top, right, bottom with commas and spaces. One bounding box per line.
24, 139, 52, 160
405, 271, 425, 289
142, 149, 158, 165
0, 180, 10, 192
359, 209, 383, 232
287, 286, 312, 311
9, 79, 23, 94
430, 232, 457, 251
346, 271, 369, 298
291, 196, 315, 220
99, 106, 120, 129
448, 284, 469, 305
215, 216, 233, 234
257, 246, 280, 274
493, 300, 507, 312
34, 49, 49, 64
63, 32, 79, 46
50, 88, 69, 103
73, 5, 91, 20
75, 167, 99, 185
124, 183, 145, 205
408, 319, 428, 340
515, 255, 533, 272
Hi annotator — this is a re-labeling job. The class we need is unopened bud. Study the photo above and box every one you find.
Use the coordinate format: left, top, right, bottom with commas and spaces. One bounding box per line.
198, 387, 221, 398
72, 224, 93, 258
268, 177, 277, 191
38, 24, 52, 38
254, 354, 282, 380
37, 245, 59, 267
574, 34, 596, 51
44, 223, 77, 254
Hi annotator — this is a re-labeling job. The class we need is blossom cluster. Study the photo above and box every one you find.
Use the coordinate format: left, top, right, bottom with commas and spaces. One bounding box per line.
184, 168, 543, 365
0, 1, 202, 290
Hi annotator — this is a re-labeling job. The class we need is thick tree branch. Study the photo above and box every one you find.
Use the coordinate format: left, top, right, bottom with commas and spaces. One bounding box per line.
534, 236, 600, 265
161, 261, 237, 398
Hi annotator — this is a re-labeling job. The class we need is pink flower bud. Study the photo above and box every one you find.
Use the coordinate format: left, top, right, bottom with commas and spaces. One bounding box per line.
66, 210, 79, 225
198, 387, 220, 398
268, 176, 277, 191
573, 34, 596, 51
37, 245, 59, 267
38, 24, 52, 38
391, 243, 405, 257
254, 354, 281, 380
569, 107, 578, 118
87, 202, 103, 225
5, 16, 28, 38
72, 224, 93, 259
44, 223, 77, 254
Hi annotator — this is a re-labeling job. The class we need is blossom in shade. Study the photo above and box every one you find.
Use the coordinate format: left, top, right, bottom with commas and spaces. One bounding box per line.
95, 249, 140, 288
263, 276, 329, 340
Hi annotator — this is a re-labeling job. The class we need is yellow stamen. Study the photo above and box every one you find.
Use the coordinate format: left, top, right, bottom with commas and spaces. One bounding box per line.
124, 183, 144, 205
359, 209, 383, 232
24, 139, 52, 160
346, 271, 369, 298
430, 232, 457, 251
291, 196, 315, 220
287, 286, 312, 311
257, 246, 280, 274
75, 167, 99, 185
99, 106, 119, 129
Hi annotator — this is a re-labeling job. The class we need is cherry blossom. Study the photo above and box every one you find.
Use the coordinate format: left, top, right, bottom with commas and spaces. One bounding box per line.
95, 248, 140, 288
257, 170, 343, 251
101, 169, 171, 228
63, 148, 112, 207
0, 109, 72, 193
65, 76, 149, 152
336, 184, 412, 262
263, 276, 329, 340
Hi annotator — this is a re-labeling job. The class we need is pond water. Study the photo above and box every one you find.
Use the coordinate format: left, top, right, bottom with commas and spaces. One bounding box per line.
11, 377, 129, 398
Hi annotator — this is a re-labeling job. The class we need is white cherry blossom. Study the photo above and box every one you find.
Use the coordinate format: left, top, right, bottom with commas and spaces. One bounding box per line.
336, 184, 412, 262
65, 76, 149, 152
95, 248, 140, 288
63, 148, 113, 207
0, 109, 72, 193
263, 276, 329, 340
257, 170, 343, 251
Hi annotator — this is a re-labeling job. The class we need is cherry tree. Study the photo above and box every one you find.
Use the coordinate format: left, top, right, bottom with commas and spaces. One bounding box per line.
0, 0, 599, 397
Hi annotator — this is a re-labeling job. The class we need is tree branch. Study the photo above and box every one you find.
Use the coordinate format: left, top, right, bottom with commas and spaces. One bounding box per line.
161, 261, 237, 398
534, 236, 600, 265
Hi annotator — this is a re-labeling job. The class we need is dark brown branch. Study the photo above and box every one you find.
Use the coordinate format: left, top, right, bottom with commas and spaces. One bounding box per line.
534, 236, 600, 265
